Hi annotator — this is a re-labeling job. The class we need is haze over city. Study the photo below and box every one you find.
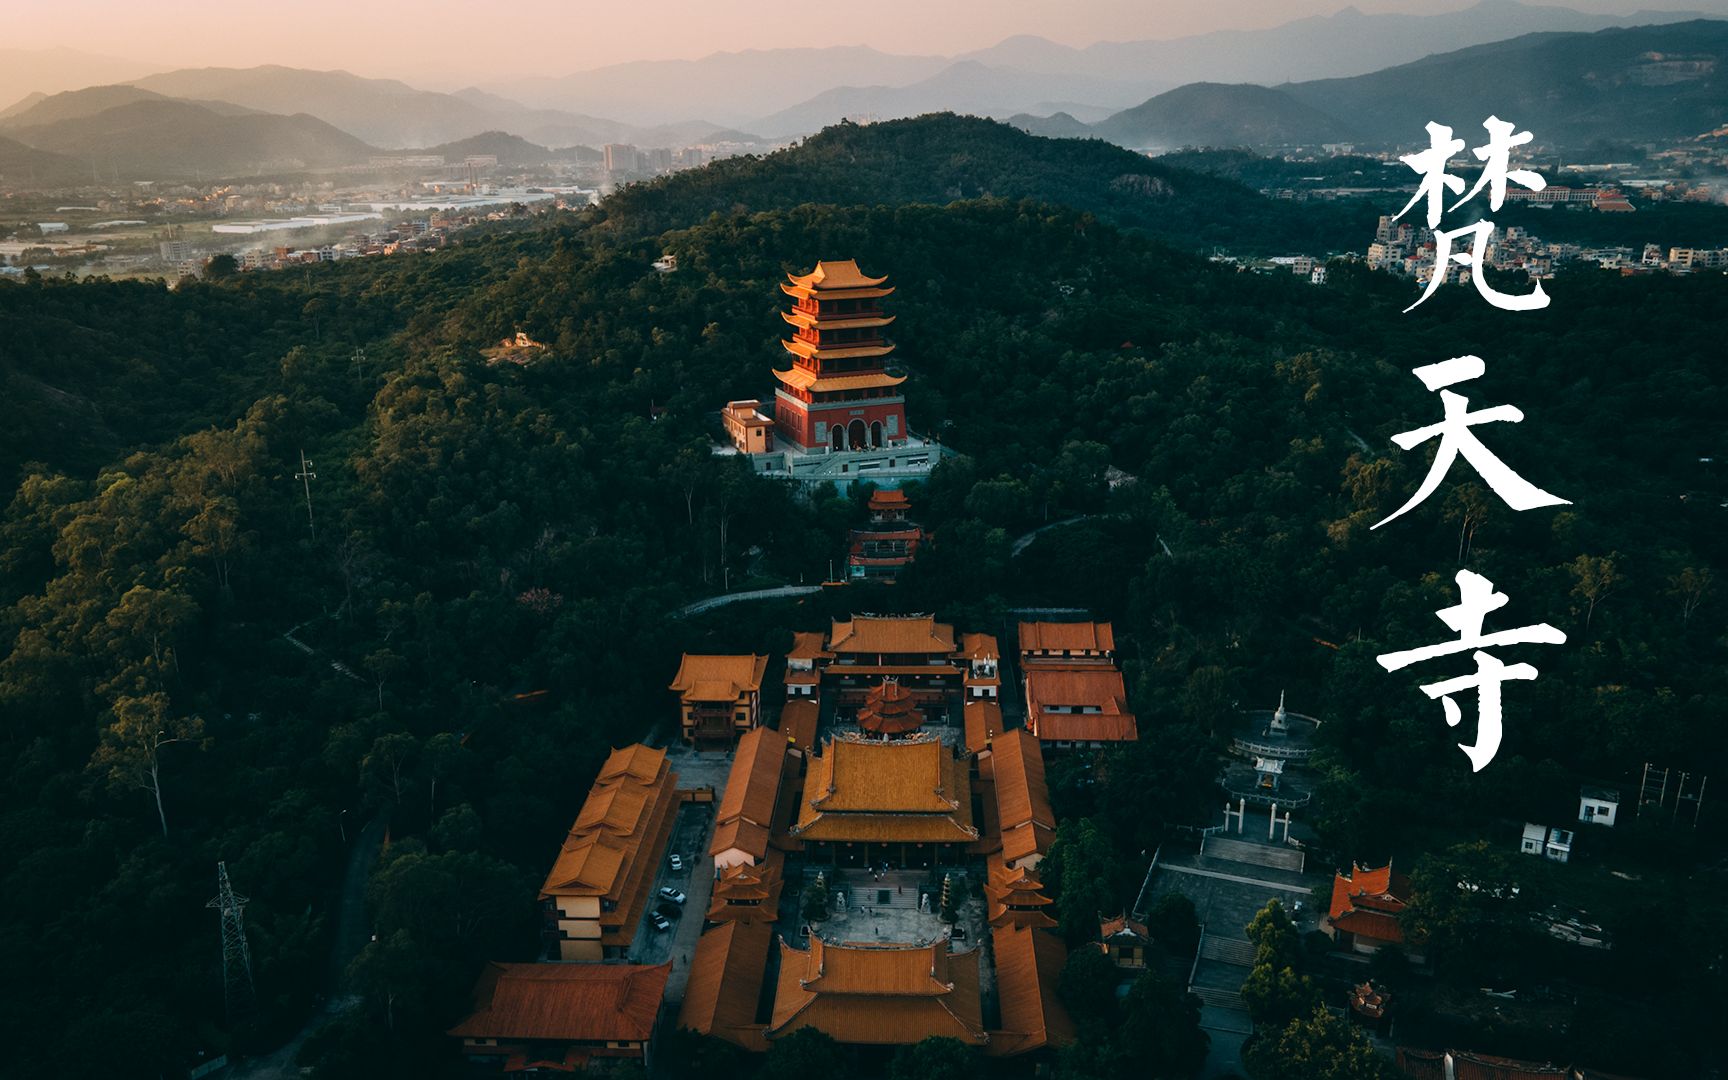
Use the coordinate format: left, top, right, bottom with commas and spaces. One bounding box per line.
11, 0, 1728, 83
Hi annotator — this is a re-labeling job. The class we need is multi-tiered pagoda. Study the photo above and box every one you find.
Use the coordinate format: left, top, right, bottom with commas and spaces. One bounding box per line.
775, 260, 906, 452
719, 258, 945, 487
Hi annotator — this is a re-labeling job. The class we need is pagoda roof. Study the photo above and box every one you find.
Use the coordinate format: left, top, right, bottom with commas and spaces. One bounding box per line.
669, 654, 768, 702
707, 855, 786, 921
780, 337, 897, 363
986, 856, 1057, 929
782, 309, 896, 331
774, 366, 906, 395
787, 259, 887, 290
827, 614, 956, 655
449, 961, 670, 1043
768, 938, 987, 1046
781, 282, 896, 302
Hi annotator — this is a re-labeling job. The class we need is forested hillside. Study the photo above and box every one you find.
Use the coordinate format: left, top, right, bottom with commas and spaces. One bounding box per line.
0, 115, 1724, 1077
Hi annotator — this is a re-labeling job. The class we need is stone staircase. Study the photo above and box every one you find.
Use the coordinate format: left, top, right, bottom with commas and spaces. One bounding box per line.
1201, 835, 1306, 872
1200, 935, 1258, 966
1190, 985, 1249, 1011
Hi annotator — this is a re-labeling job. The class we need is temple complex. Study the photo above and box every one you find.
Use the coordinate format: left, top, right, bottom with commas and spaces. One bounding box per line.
719, 259, 946, 488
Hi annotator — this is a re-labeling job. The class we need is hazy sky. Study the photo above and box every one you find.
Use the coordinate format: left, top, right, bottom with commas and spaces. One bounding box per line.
11, 0, 1725, 85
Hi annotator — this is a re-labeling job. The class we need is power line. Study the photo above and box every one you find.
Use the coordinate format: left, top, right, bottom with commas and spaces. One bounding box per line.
295, 449, 318, 541
206, 862, 256, 1023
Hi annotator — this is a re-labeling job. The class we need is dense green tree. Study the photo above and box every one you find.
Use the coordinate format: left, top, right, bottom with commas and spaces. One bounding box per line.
1242, 1007, 1397, 1080
888, 1036, 982, 1080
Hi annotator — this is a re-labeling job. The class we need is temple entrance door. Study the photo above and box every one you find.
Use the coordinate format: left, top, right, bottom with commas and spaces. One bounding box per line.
847, 419, 867, 450
831, 424, 845, 451
869, 421, 883, 448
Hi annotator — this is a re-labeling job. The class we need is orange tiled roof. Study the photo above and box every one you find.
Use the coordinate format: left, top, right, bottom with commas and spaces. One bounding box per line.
542, 745, 675, 899
986, 856, 1057, 930
1329, 863, 1410, 945
678, 920, 773, 1052
786, 259, 887, 290
963, 700, 1002, 754
706, 853, 785, 922
793, 738, 975, 846
804, 738, 963, 814
787, 631, 832, 660
869, 489, 911, 510
991, 729, 1055, 865
540, 745, 679, 950
768, 938, 987, 1046
777, 341, 899, 368
1098, 913, 1150, 942
959, 633, 999, 659
1024, 669, 1138, 742
715, 727, 786, 832
781, 309, 894, 332
669, 654, 768, 702
449, 962, 670, 1042
988, 924, 1076, 1056
827, 614, 957, 655
1019, 621, 1116, 655
778, 699, 819, 750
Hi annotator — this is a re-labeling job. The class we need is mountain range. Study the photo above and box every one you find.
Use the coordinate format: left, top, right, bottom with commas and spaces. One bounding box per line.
474, 0, 1704, 129
1, 5, 1724, 185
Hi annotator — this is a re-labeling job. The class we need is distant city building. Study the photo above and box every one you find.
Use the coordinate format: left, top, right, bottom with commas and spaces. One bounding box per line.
603, 143, 641, 173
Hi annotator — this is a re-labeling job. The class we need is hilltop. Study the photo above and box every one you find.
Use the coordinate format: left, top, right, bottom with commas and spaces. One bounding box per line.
1088, 18, 1728, 150
4, 98, 374, 180
1094, 82, 1353, 150
597, 113, 1375, 253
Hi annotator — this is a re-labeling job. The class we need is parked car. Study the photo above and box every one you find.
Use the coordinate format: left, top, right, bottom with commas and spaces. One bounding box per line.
669, 853, 685, 872
658, 886, 687, 905
657, 902, 683, 920
650, 912, 672, 932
